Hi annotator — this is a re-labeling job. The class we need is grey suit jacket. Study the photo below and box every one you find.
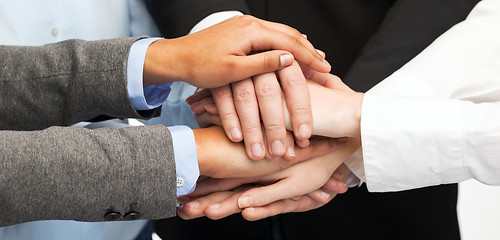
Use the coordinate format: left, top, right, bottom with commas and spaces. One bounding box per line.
0, 38, 177, 226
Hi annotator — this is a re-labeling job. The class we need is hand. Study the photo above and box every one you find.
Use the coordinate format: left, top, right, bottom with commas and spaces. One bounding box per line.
189, 71, 362, 160
143, 15, 330, 88
193, 61, 313, 160
285, 74, 364, 138
193, 126, 345, 178
177, 164, 352, 220
186, 60, 327, 160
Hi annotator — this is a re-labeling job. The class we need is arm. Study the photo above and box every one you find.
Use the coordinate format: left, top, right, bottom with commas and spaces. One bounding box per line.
0, 37, 159, 131
0, 124, 341, 226
347, 0, 500, 191
0, 125, 176, 226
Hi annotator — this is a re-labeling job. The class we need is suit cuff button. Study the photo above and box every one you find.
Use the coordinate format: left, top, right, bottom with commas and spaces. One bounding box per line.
124, 212, 141, 221
104, 211, 121, 221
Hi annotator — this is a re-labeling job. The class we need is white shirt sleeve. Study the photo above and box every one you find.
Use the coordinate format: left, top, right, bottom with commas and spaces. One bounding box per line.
189, 11, 243, 34
345, 0, 500, 192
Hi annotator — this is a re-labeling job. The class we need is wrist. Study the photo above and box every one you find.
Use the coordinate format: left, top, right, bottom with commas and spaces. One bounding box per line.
351, 92, 363, 138
193, 128, 209, 177
143, 39, 186, 87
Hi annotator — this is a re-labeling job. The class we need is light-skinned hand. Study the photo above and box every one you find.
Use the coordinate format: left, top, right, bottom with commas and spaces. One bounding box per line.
193, 126, 346, 178
177, 164, 352, 221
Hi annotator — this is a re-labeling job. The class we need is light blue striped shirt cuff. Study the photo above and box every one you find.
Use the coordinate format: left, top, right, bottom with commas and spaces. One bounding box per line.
127, 37, 172, 110
167, 125, 199, 197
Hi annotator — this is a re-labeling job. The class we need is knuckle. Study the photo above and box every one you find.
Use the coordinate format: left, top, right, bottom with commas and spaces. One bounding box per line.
283, 75, 306, 88
291, 35, 303, 49
262, 53, 275, 70
242, 125, 261, 134
240, 15, 256, 22
213, 88, 232, 99
221, 112, 238, 122
256, 82, 279, 98
265, 122, 282, 132
222, 60, 238, 74
235, 89, 255, 103
292, 106, 310, 115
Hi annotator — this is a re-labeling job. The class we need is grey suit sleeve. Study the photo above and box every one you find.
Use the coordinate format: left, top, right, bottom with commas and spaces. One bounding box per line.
0, 37, 161, 131
0, 38, 178, 226
0, 125, 177, 226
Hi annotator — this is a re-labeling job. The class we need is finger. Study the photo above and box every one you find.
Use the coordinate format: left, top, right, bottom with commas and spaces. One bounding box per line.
307, 189, 338, 205
295, 137, 310, 148
186, 88, 212, 105
188, 178, 257, 198
242, 196, 323, 221
316, 49, 326, 58
232, 79, 266, 160
321, 176, 348, 195
204, 102, 218, 115
291, 137, 344, 163
204, 186, 253, 220
211, 86, 243, 142
253, 72, 286, 157
283, 131, 296, 160
194, 112, 221, 128
253, 18, 331, 73
190, 96, 216, 114
298, 62, 354, 92
261, 21, 322, 62
178, 190, 237, 220
277, 61, 313, 142
237, 178, 307, 208
232, 50, 295, 80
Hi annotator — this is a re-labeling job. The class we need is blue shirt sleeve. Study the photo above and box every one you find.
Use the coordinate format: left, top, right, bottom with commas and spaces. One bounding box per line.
167, 126, 199, 197
127, 37, 172, 110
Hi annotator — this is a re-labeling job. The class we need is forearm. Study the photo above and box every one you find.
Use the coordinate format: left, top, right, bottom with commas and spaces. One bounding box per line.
0, 125, 177, 226
283, 81, 364, 138
0, 38, 160, 131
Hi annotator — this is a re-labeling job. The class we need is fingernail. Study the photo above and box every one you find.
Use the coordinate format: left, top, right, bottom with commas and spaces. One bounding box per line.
271, 140, 284, 156
302, 34, 308, 39
230, 128, 242, 140
323, 59, 331, 68
298, 124, 311, 140
252, 143, 264, 158
185, 201, 200, 209
287, 147, 296, 157
337, 181, 347, 187
280, 54, 294, 67
297, 139, 310, 148
208, 203, 220, 209
246, 207, 255, 211
238, 196, 253, 208
316, 49, 326, 58
320, 191, 330, 199
177, 197, 191, 204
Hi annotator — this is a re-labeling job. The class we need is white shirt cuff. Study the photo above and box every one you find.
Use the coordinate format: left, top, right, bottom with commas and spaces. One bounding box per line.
167, 126, 199, 197
127, 37, 171, 110
360, 93, 465, 192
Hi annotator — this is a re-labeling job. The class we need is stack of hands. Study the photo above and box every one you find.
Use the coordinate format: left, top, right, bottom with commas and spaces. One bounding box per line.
147, 16, 366, 221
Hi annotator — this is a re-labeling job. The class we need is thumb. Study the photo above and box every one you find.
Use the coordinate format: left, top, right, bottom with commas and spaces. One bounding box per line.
234, 50, 294, 79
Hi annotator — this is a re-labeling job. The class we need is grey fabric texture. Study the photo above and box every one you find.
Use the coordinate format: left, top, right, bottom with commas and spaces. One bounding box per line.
0, 38, 177, 226
0, 37, 160, 130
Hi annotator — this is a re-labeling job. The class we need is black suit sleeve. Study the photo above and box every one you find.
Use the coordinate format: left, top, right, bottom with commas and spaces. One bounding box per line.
145, 0, 250, 38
